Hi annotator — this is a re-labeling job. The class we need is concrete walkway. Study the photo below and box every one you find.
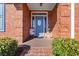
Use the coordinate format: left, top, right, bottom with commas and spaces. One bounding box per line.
19, 38, 52, 56
22, 38, 52, 47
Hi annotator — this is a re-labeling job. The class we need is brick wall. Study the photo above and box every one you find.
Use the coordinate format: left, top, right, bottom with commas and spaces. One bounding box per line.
0, 4, 30, 44
48, 3, 71, 38
0, 3, 71, 44
75, 4, 79, 40
23, 4, 31, 42
0, 4, 23, 44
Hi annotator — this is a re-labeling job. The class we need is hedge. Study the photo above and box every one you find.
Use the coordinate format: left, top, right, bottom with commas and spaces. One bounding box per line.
0, 37, 17, 56
52, 38, 79, 56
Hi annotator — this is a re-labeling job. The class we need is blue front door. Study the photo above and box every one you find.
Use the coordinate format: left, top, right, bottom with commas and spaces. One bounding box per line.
36, 16, 43, 37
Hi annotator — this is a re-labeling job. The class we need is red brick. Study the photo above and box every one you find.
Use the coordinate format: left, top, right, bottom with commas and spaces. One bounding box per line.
0, 3, 71, 44
48, 4, 70, 38
75, 4, 79, 40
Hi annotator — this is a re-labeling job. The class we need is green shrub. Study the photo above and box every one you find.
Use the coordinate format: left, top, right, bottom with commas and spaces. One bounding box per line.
0, 37, 17, 56
52, 38, 79, 56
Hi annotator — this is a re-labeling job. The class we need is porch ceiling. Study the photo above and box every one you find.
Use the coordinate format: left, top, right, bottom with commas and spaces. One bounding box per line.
27, 3, 56, 11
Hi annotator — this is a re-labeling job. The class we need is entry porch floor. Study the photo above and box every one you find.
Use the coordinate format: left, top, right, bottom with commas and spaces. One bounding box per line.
23, 38, 52, 47
17, 38, 52, 56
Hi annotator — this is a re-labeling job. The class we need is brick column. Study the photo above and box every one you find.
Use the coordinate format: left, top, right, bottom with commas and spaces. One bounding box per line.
75, 4, 79, 40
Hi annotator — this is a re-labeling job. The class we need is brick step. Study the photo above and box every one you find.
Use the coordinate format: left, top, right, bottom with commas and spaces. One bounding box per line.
21, 47, 52, 56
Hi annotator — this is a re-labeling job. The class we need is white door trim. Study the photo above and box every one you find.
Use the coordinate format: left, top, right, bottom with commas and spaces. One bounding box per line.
71, 3, 74, 39
31, 12, 48, 32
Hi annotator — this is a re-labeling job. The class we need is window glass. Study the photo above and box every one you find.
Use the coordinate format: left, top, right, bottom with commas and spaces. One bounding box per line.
0, 4, 4, 32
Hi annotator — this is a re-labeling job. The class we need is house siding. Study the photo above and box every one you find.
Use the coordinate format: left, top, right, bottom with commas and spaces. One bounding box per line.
48, 3, 71, 38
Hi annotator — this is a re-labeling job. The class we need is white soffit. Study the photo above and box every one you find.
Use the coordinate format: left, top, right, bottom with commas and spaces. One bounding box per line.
27, 3, 56, 11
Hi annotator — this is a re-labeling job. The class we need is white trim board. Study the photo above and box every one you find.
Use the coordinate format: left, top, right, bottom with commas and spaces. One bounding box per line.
31, 12, 48, 32
71, 3, 74, 39
27, 3, 56, 11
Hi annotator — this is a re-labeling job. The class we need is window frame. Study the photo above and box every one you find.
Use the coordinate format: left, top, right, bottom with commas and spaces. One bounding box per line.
0, 3, 5, 32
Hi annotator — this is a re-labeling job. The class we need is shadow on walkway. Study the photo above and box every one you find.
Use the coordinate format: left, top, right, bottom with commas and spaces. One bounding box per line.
16, 45, 30, 56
